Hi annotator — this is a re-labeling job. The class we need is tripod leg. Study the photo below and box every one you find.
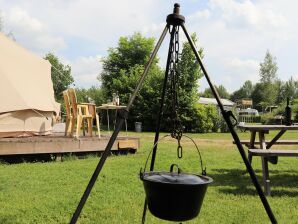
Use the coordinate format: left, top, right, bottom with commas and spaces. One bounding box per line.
69, 25, 168, 224
181, 24, 277, 224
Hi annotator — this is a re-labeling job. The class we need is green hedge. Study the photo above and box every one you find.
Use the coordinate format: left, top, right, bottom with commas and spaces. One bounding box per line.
191, 104, 226, 133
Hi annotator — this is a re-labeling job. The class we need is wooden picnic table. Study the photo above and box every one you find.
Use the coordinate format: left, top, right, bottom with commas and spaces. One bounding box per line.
237, 124, 298, 195
96, 104, 127, 134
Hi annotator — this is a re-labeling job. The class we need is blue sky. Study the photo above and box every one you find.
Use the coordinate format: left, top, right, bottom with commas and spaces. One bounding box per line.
1, 0, 298, 92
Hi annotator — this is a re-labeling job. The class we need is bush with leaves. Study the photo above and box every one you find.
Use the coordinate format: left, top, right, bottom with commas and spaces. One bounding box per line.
44, 53, 73, 101
75, 87, 105, 106
264, 98, 298, 124
191, 104, 220, 133
260, 112, 275, 124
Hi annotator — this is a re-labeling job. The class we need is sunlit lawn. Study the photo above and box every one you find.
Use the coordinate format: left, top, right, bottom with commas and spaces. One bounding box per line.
0, 130, 298, 223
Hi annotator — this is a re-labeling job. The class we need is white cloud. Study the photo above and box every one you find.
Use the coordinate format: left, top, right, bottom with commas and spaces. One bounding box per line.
70, 55, 102, 88
225, 58, 259, 86
8, 7, 43, 31
35, 0, 168, 50
2, 7, 66, 53
209, 0, 287, 30
188, 0, 298, 92
1, 0, 298, 92
226, 58, 259, 74
189, 9, 211, 21
141, 22, 166, 38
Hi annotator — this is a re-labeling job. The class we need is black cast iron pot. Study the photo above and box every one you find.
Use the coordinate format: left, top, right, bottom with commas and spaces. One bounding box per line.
140, 135, 213, 222
140, 164, 212, 222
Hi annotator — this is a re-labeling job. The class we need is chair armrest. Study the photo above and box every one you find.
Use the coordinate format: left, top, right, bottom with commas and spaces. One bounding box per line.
77, 104, 90, 115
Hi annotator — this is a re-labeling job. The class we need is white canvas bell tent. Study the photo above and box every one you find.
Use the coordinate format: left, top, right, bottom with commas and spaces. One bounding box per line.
0, 32, 59, 138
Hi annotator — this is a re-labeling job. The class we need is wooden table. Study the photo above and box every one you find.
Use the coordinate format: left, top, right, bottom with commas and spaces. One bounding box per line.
237, 124, 298, 195
96, 105, 127, 133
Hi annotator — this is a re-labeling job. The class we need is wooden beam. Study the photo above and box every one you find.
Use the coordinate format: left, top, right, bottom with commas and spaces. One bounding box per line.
118, 139, 139, 151
0, 136, 140, 155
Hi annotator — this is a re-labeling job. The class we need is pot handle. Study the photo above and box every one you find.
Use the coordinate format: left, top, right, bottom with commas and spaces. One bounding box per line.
140, 134, 171, 179
183, 135, 206, 176
170, 164, 181, 174
140, 134, 206, 177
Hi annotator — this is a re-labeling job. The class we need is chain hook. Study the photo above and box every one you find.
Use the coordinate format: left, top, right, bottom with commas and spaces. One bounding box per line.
177, 139, 183, 159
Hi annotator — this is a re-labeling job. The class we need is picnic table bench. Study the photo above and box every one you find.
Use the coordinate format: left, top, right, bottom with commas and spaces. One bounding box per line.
248, 149, 298, 157
237, 124, 298, 195
236, 139, 298, 148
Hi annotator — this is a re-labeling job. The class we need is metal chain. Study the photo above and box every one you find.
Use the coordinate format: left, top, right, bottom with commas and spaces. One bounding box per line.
169, 26, 183, 158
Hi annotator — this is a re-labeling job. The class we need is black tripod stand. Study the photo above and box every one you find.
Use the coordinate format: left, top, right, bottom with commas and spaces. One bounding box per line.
70, 4, 277, 224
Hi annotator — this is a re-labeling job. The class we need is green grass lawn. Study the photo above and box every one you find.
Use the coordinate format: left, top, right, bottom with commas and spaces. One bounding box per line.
1, 131, 298, 223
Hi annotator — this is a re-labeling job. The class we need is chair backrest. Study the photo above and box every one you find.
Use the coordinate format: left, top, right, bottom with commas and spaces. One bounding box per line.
88, 104, 96, 119
68, 88, 78, 118
63, 90, 72, 119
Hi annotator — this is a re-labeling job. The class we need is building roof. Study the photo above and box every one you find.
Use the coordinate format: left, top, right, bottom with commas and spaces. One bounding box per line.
198, 97, 235, 107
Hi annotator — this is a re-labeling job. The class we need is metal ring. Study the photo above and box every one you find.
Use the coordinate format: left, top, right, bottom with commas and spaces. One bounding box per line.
177, 145, 183, 158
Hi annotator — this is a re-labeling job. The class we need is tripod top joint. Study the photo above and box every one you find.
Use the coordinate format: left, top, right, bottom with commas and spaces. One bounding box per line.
166, 3, 185, 26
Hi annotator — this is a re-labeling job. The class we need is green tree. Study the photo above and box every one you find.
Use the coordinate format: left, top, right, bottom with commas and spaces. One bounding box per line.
200, 87, 213, 98
217, 85, 230, 99
274, 80, 284, 105
175, 33, 204, 132
259, 50, 278, 83
251, 81, 280, 111
76, 86, 105, 106
251, 51, 279, 110
45, 53, 74, 101
201, 85, 230, 99
251, 82, 265, 110
99, 32, 156, 98
99, 32, 163, 130
99, 32, 205, 132
230, 80, 254, 102
281, 77, 298, 99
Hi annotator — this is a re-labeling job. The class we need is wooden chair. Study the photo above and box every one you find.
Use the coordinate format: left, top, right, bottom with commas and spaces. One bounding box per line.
67, 88, 100, 138
62, 90, 73, 136
80, 102, 101, 138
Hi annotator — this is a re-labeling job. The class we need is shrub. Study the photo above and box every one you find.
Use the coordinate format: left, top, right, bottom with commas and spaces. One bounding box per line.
192, 104, 220, 133
260, 112, 275, 124
219, 117, 230, 133
260, 98, 298, 124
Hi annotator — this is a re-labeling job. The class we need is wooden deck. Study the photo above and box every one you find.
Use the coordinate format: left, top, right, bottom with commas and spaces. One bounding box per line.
0, 135, 140, 155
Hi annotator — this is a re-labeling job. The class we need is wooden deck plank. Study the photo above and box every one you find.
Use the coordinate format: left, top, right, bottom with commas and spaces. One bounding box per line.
0, 135, 139, 155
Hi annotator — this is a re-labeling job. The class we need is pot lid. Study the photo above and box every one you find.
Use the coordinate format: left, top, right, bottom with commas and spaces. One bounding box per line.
143, 172, 211, 185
